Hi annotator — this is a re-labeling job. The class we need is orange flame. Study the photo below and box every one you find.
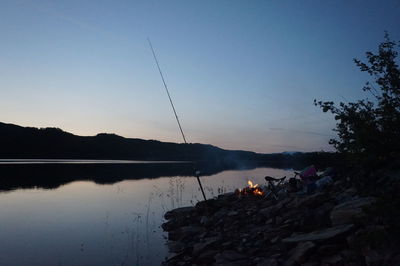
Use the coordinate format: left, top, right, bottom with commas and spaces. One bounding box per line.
235, 180, 264, 196
248, 180, 259, 188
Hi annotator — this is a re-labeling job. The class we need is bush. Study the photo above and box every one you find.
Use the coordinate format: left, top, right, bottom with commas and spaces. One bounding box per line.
315, 33, 400, 163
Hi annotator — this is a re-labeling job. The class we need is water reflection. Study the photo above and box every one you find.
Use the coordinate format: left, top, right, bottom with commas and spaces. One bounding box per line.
0, 160, 263, 192
0, 165, 292, 265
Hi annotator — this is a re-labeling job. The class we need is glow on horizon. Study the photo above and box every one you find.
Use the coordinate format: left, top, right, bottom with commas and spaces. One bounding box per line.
1, 0, 399, 153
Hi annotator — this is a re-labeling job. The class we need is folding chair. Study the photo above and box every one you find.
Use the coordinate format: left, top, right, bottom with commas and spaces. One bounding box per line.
264, 176, 286, 200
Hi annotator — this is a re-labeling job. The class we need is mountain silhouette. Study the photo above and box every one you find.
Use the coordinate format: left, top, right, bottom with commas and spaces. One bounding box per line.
0, 122, 260, 164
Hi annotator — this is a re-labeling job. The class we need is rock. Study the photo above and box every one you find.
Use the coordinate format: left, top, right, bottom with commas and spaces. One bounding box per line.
200, 215, 211, 226
270, 235, 280, 244
213, 208, 228, 220
334, 187, 358, 203
294, 192, 329, 209
284, 241, 316, 266
192, 237, 219, 257
167, 241, 185, 253
347, 225, 388, 251
162, 220, 179, 231
168, 225, 203, 241
196, 249, 218, 264
265, 218, 274, 225
227, 210, 239, 216
282, 224, 354, 243
275, 216, 284, 225
321, 254, 343, 265
317, 244, 342, 256
330, 197, 377, 226
259, 202, 284, 218
164, 206, 195, 220
222, 241, 232, 248
364, 249, 383, 266
340, 250, 363, 264
214, 250, 246, 262
165, 252, 185, 263
257, 258, 279, 266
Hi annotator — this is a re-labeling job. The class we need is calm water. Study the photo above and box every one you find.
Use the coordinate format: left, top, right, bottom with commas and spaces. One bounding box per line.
0, 162, 292, 265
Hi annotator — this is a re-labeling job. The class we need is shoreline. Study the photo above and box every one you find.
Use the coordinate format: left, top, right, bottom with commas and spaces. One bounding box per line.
162, 171, 399, 265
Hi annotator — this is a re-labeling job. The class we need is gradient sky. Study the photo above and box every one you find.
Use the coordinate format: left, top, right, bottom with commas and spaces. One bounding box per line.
1, 0, 399, 153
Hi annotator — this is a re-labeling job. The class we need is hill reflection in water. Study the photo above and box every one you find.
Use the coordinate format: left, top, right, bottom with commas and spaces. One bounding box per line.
0, 160, 266, 191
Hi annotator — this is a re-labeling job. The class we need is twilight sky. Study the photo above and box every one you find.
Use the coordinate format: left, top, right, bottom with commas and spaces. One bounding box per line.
1, 0, 399, 153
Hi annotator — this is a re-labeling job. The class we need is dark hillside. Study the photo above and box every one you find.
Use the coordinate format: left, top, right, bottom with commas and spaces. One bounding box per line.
0, 122, 259, 164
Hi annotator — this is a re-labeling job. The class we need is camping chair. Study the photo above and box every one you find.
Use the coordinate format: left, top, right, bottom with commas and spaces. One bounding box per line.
264, 176, 286, 200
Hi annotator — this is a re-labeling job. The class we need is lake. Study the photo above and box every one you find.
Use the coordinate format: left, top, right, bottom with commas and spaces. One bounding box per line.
0, 161, 293, 265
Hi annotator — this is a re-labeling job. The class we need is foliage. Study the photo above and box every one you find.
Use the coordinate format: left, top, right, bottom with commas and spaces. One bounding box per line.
315, 33, 400, 161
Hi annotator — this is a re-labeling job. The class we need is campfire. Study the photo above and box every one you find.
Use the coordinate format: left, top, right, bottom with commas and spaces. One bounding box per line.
235, 180, 264, 196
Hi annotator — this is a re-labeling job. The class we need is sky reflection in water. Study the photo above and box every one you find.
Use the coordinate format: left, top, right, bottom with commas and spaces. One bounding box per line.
0, 167, 292, 265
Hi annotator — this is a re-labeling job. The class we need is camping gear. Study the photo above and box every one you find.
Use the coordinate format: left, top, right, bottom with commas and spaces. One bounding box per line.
295, 165, 318, 184
316, 175, 333, 189
264, 176, 286, 200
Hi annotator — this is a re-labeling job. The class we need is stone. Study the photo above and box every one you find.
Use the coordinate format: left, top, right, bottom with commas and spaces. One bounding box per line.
200, 215, 210, 226
164, 206, 195, 220
196, 249, 218, 264
259, 202, 284, 218
168, 226, 203, 241
317, 244, 342, 256
284, 241, 316, 266
167, 241, 185, 253
270, 235, 280, 244
364, 249, 383, 266
295, 192, 329, 209
227, 210, 239, 216
192, 237, 219, 257
282, 224, 354, 243
340, 250, 362, 264
165, 252, 185, 263
265, 218, 274, 225
275, 216, 284, 224
347, 225, 388, 251
214, 250, 246, 262
334, 187, 358, 203
257, 258, 279, 266
222, 241, 232, 248
330, 197, 377, 226
213, 208, 228, 220
321, 254, 343, 265
300, 263, 319, 266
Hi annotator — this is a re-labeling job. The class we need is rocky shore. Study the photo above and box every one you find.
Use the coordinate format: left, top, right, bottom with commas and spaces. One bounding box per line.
162, 171, 400, 265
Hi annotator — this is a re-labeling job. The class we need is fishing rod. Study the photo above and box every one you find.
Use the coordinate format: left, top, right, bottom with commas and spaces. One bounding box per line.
147, 38, 207, 201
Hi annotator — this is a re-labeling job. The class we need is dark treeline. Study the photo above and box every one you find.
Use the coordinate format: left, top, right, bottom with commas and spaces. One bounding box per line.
0, 122, 260, 165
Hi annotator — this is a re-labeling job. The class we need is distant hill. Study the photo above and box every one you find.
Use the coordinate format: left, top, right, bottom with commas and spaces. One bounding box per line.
0, 122, 261, 165
0, 122, 342, 170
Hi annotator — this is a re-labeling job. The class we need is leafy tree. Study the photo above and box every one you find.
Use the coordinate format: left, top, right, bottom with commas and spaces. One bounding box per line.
315, 33, 400, 161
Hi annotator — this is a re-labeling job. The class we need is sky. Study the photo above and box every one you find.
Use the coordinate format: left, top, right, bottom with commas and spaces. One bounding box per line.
1, 0, 399, 153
